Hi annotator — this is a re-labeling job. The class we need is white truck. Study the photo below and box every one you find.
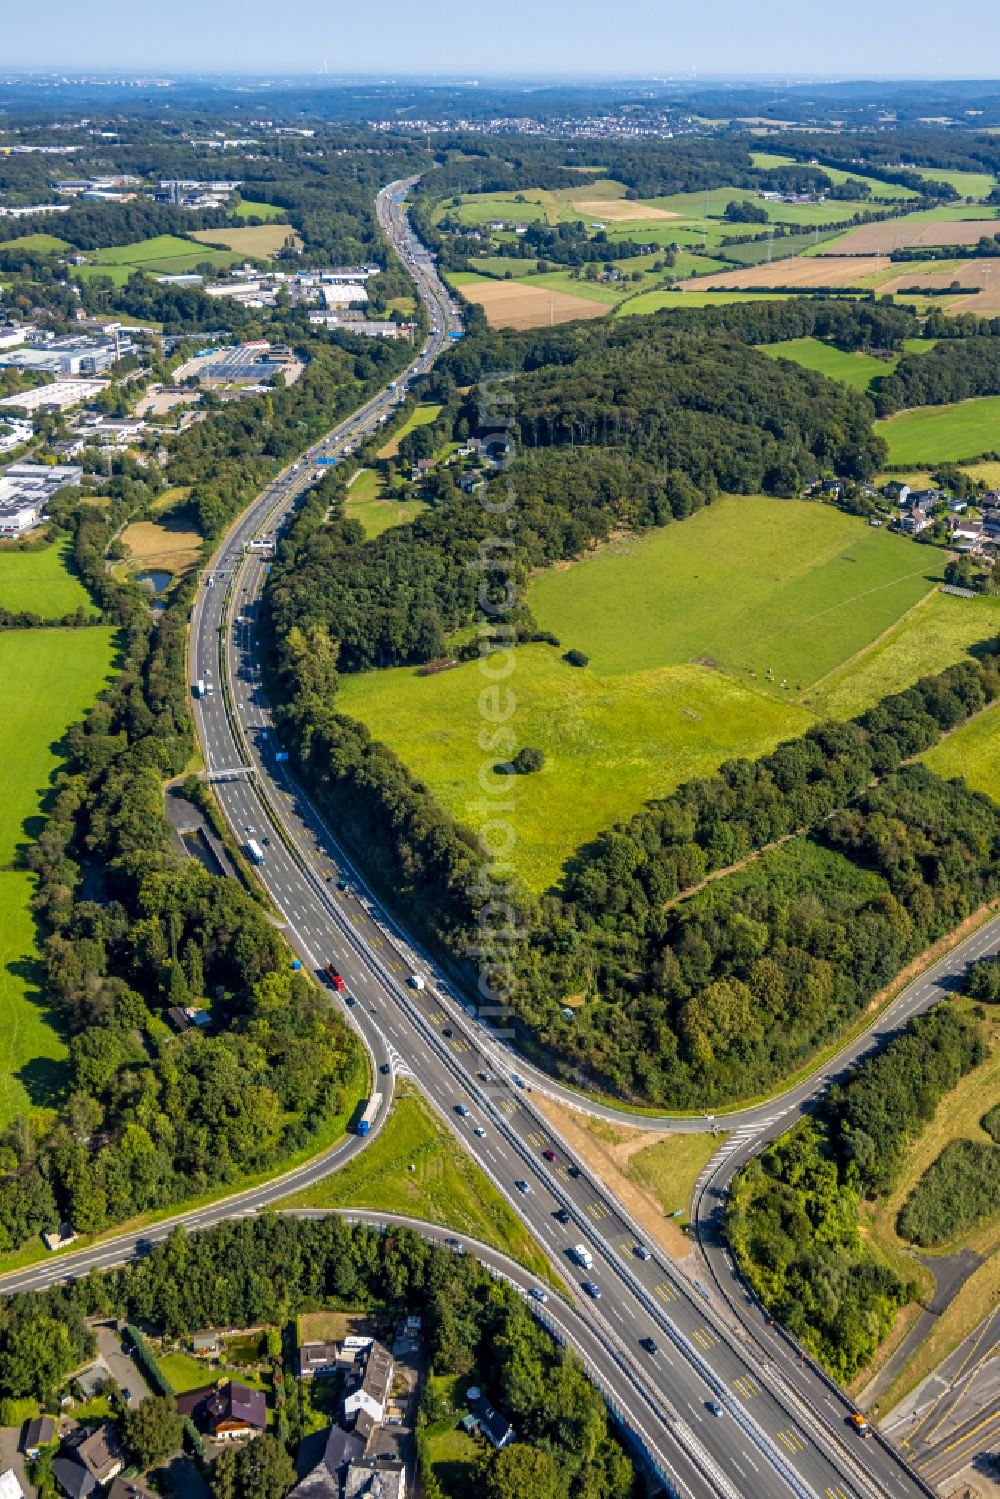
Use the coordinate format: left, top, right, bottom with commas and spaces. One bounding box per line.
194, 679, 206, 698
572, 1244, 593, 1270
246, 839, 265, 865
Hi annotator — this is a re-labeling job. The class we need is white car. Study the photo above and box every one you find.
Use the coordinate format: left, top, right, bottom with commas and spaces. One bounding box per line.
409, 974, 425, 991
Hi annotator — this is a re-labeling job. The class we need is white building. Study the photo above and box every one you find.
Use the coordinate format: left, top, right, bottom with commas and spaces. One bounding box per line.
0, 1469, 25, 1499
0, 462, 83, 536
0, 379, 108, 413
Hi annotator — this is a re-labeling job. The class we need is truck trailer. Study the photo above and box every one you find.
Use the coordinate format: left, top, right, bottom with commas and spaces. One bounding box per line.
357, 1092, 382, 1136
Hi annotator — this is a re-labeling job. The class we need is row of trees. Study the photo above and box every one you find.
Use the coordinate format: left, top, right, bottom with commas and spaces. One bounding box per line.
0, 1215, 637, 1499
726, 1004, 986, 1379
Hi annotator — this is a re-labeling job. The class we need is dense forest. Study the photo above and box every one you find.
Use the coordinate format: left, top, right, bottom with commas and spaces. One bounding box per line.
0, 1215, 637, 1499
727, 1004, 986, 1379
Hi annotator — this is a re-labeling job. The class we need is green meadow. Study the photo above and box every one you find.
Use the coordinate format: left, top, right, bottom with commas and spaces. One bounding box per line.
759, 335, 899, 393
875, 396, 1000, 466
921, 701, 1000, 803
336, 497, 953, 891
232, 199, 287, 220
0, 626, 117, 1123
344, 468, 429, 538
0, 534, 95, 618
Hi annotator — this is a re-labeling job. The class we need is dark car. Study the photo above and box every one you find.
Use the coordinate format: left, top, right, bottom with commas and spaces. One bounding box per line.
640, 1337, 657, 1355
567, 1165, 581, 1179
442, 1027, 453, 1038
554, 1208, 571, 1225
543, 1149, 557, 1162
582, 1281, 601, 1299
380, 1063, 391, 1075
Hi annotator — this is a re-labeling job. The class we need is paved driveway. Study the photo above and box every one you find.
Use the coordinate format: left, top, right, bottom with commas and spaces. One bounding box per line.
93, 1322, 151, 1407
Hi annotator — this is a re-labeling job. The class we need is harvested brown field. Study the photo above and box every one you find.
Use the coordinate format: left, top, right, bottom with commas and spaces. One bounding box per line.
572, 198, 679, 221
190, 223, 298, 257
458, 278, 608, 329
821, 218, 1000, 255
692, 255, 888, 290
120, 517, 202, 576
880, 257, 1000, 314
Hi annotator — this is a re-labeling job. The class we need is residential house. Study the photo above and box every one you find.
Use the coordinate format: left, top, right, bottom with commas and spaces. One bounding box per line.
344, 1461, 406, 1498
23, 1415, 56, 1458
947, 497, 968, 513
883, 481, 911, 506
191, 1332, 221, 1357
409, 459, 435, 483
897, 509, 932, 535
952, 523, 986, 551
299, 1340, 340, 1378
175, 1381, 267, 1440
458, 469, 483, 493
908, 488, 945, 509
343, 1341, 394, 1426
52, 1425, 123, 1499
74, 1365, 108, 1402
470, 1395, 515, 1450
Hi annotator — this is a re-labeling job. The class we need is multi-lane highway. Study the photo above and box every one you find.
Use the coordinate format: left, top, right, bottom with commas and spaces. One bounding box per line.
0, 180, 944, 1499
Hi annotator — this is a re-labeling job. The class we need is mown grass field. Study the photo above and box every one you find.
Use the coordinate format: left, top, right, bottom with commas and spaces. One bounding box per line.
875, 395, 1000, 465
0, 626, 117, 1124
377, 402, 443, 458
338, 497, 963, 890
759, 335, 899, 392
278, 1088, 554, 1280
75, 234, 241, 282
806, 589, 1000, 718
338, 648, 809, 893
0, 873, 68, 1128
528, 495, 937, 686
232, 199, 287, 220
0, 626, 117, 864
0, 534, 94, 617
343, 469, 429, 538
0, 232, 72, 253
616, 288, 825, 314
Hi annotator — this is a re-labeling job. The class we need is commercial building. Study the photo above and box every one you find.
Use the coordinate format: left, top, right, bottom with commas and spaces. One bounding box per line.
0, 461, 82, 535
0, 379, 108, 413
0, 330, 132, 376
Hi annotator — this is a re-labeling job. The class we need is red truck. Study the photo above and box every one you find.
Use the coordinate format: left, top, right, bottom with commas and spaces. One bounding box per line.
324, 963, 345, 992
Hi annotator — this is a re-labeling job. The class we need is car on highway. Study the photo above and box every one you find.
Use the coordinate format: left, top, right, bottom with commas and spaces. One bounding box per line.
511, 1074, 527, 1089
554, 1208, 570, 1224
442, 1027, 453, 1038
542, 1149, 557, 1162
567, 1165, 581, 1179
514, 1179, 531, 1195
478, 1071, 492, 1083
409, 973, 425, 991
380, 1063, 391, 1075
634, 1244, 651, 1260
530, 1287, 548, 1303
454, 1103, 470, 1117
474, 1126, 486, 1138
708, 1402, 724, 1418
639, 1337, 657, 1355
444, 1237, 462, 1252
582, 1282, 601, 1299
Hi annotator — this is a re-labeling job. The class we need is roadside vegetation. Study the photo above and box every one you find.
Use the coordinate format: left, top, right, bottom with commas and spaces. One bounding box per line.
279, 1088, 556, 1282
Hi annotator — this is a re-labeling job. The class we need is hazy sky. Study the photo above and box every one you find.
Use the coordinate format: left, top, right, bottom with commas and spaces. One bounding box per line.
8, 0, 1000, 79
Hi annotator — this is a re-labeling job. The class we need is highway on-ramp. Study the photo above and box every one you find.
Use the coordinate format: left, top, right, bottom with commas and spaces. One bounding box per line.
1, 180, 940, 1499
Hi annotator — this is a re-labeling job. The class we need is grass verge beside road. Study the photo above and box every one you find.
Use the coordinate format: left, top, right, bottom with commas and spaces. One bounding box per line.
278, 1087, 556, 1284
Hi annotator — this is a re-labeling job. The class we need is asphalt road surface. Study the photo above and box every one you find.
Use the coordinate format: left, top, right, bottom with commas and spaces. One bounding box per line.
0, 181, 943, 1499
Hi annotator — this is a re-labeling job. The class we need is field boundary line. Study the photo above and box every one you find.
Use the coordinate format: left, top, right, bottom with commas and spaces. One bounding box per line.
800, 584, 940, 705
